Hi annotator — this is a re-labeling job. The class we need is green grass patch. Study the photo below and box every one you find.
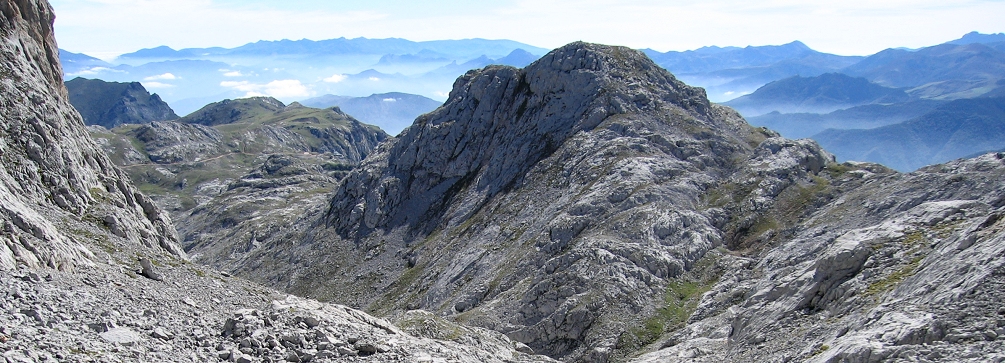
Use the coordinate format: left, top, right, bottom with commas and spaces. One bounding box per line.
617, 280, 712, 351
824, 163, 854, 179
901, 231, 927, 247
865, 256, 923, 296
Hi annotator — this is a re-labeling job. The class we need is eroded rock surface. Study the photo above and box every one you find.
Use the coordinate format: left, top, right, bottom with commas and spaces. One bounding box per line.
0, 0, 182, 271
633, 155, 1005, 362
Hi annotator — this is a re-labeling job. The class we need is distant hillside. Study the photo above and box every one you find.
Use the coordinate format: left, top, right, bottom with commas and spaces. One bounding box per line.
724, 73, 910, 116
65, 77, 178, 128
842, 42, 1005, 99
747, 99, 945, 139
90, 101, 389, 271
180, 96, 287, 126
946, 31, 1005, 45
300, 92, 442, 135
813, 97, 1005, 171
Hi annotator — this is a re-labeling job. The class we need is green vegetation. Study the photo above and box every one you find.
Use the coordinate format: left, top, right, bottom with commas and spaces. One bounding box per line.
865, 255, 922, 296
617, 280, 712, 351
811, 344, 831, 356
616, 251, 723, 356
824, 163, 855, 179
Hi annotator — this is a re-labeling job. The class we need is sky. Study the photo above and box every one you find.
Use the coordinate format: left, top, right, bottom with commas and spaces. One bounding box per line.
51, 0, 1005, 59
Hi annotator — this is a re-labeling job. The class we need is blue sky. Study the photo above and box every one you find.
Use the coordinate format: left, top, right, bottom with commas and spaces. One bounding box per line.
51, 0, 1005, 59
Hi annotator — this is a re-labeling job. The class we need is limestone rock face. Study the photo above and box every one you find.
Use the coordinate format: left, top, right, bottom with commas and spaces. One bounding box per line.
0, 0, 183, 271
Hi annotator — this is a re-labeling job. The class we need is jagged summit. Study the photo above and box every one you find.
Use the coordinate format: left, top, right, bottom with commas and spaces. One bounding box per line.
326, 42, 726, 237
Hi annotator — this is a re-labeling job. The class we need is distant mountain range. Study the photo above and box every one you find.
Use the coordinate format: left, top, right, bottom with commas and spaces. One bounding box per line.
58, 38, 547, 116
746, 99, 946, 139
813, 97, 1005, 171
643, 41, 864, 102
117, 37, 549, 63
301, 92, 442, 135
843, 42, 1005, 99
724, 73, 910, 116
60, 32, 1005, 172
725, 32, 1005, 171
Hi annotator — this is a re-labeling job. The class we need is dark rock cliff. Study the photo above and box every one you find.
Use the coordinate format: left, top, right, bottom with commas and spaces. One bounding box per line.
66, 77, 179, 128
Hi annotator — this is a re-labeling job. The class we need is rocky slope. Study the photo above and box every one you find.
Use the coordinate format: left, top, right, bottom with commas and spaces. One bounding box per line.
2, 1, 552, 362
65, 77, 178, 128
634, 154, 1005, 362
197, 40, 1005, 363
222, 42, 840, 361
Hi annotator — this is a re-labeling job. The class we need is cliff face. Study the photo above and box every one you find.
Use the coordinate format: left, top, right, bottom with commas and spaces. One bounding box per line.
0, 0, 183, 270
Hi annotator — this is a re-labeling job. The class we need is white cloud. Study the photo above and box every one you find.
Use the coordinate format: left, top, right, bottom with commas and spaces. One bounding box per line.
143, 73, 177, 81
382, 98, 397, 102
433, 91, 450, 99
323, 74, 347, 83
66, 66, 125, 77
223, 71, 244, 77
219, 79, 311, 99
368, 77, 380, 82
142, 81, 174, 88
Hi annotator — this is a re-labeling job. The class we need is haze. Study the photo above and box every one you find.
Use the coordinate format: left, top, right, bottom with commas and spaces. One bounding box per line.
51, 0, 1005, 59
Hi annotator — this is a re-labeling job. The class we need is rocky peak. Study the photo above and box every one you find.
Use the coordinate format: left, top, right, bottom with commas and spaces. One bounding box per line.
326, 42, 726, 236
243, 41, 802, 360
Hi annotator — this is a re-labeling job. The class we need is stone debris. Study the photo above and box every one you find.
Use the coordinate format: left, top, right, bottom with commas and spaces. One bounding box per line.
0, 264, 556, 362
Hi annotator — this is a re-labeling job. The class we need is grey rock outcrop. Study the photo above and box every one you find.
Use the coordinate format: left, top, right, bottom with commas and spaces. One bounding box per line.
224, 40, 1005, 363
0, 0, 183, 271
65, 77, 179, 128
633, 154, 1005, 362
0, 258, 556, 362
